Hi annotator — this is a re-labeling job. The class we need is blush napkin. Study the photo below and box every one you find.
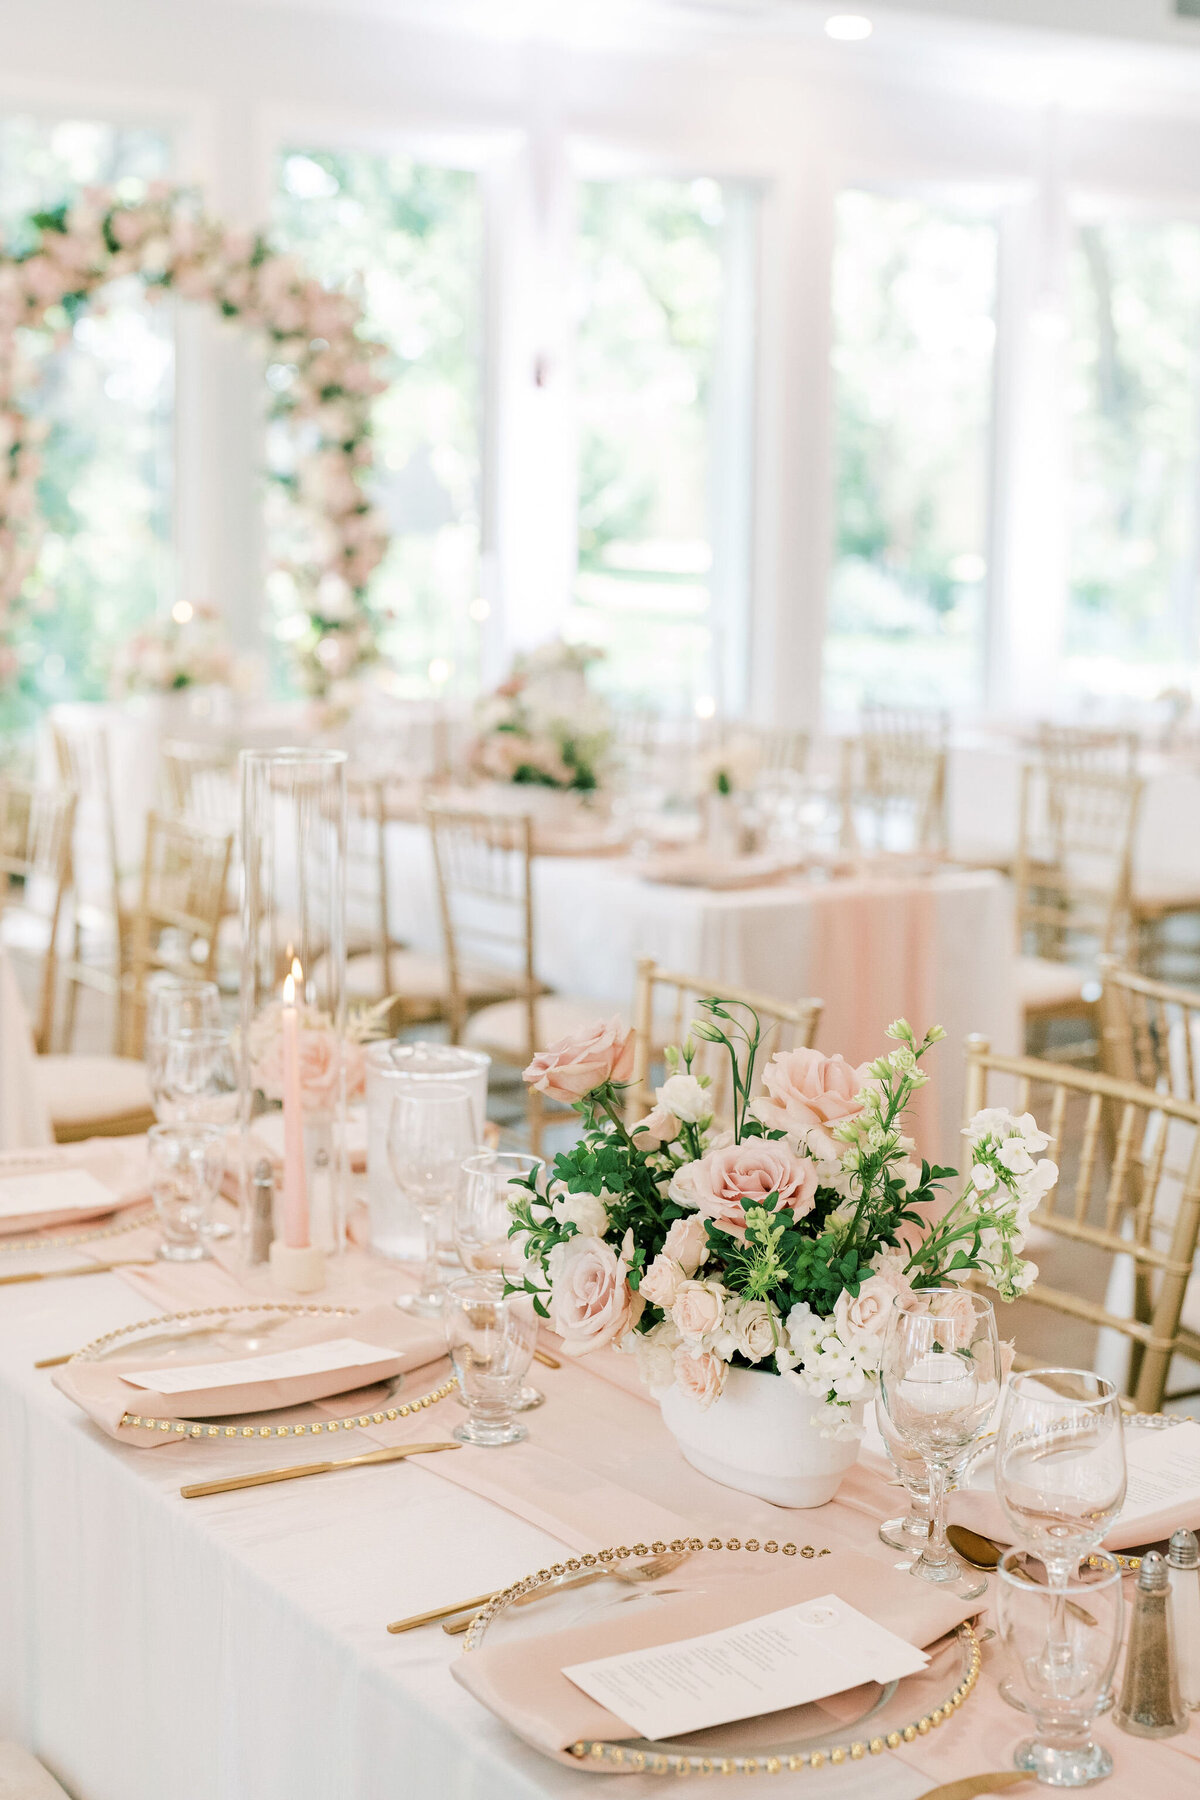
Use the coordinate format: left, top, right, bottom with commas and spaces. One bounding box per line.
452, 1547, 980, 1769
52, 1300, 446, 1446
0, 1139, 151, 1235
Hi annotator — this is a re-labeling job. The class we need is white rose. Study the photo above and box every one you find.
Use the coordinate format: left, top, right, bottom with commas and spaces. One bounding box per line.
550, 1189, 609, 1238
671, 1279, 725, 1342
657, 1073, 712, 1125
546, 1235, 640, 1355
728, 1297, 779, 1363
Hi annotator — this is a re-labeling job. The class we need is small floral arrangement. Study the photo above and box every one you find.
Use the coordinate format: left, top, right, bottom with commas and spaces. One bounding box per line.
510, 1010, 1053, 1432
110, 604, 235, 696
703, 732, 762, 797
470, 639, 611, 793
248, 999, 368, 1112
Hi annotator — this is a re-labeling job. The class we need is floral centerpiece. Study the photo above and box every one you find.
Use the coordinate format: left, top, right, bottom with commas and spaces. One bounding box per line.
510, 1009, 1053, 1506
471, 639, 611, 794
110, 603, 235, 696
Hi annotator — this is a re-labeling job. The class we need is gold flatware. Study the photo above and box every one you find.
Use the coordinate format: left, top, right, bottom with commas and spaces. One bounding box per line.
388, 1590, 501, 1634
0, 1258, 155, 1287
532, 1347, 561, 1370
180, 1441, 460, 1498
916, 1775, 1033, 1800
33, 1352, 72, 1369
440, 1551, 690, 1635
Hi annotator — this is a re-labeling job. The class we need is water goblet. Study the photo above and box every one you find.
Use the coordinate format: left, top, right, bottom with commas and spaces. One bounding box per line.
996, 1549, 1124, 1787
994, 1370, 1126, 1586
880, 1288, 1002, 1601
874, 1391, 931, 1556
147, 1123, 224, 1261
158, 1027, 238, 1126
456, 1151, 545, 1410
387, 1083, 477, 1315
444, 1275, 538, 1446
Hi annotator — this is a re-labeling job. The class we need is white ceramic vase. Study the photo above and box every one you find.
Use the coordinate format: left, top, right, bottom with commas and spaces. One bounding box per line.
658, 1366, 863, 1508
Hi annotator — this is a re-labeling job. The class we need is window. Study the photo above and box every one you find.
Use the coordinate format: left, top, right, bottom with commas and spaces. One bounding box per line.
0, 117, 172, 726
273, 148, 483, 694
1067, 216, 1200, 695
826, 190, 998, 716
567, 175, 755, 713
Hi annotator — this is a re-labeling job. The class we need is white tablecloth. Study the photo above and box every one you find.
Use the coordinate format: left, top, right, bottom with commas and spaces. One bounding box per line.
385, 826, 1018, 1163
0, 946, 52, 1152
0, 1271, 940, 1800
948, 738, 1200, 886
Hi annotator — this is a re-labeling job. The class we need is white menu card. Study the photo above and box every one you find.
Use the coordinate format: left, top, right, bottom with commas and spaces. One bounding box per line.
119, 1338, 400, 1396
563, 1597, 929, 1740
1120, 1421, 1200, 1531
0, 1170, 116, 1221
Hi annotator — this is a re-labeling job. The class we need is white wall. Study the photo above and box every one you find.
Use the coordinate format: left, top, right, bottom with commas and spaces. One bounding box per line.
5, 0, 1200, 722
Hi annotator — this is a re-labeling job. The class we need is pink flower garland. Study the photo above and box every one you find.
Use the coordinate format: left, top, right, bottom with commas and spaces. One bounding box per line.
0, 182, 390, 695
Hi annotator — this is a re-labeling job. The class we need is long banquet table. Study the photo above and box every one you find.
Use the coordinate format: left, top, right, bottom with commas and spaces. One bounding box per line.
2, 1228, 1199, 1800
384, 831, 1018, 1163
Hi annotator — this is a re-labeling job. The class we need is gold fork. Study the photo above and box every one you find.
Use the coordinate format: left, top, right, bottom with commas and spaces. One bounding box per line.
439, 1551, 690, 1635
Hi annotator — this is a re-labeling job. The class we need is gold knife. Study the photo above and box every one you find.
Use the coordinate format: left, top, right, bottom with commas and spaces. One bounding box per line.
532, 1347, 561, 1369
0, 1259, 155, 1287
915, 1775, 1033, 1800
388, 1589, 501, 1634
180, 1441, 460, 1498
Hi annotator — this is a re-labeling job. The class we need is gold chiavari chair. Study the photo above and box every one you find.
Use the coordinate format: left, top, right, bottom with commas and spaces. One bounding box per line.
964, 1034, 1200, 1413
1036, 723, 1140, 777
338, 772, 446, 1026
1098, 958, 1200, 1102
0, 777, 75, 1052
51, 714, 129, 1050
426, 803, 606, 1153
626, 958, 822, 1128
840, 704, 949, 855
754, 727, 810, 782
160, 740, 238, 833
1015, 762, 1142, 1053
33, 812, 230, 1143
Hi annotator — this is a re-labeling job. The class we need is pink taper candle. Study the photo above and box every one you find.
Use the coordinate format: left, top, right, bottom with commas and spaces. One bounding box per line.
280, 956, 309, 1250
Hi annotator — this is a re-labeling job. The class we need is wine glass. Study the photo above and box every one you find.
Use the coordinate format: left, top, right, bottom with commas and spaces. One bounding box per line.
994, 1371, 1126, 1587
455, 1150, 544, 1411
874, 1391, 930, 1556
145, 977, 221, 1116
996, 1548, 1124, 1787
444, 1276, 538, 1446
157, 1027, 238, 1126
387, 1083, 477, 1315
880, 1288, 1002, 1601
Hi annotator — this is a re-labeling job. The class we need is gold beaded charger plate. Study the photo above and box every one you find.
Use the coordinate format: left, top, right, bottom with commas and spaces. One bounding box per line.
461, 1540, 981, 1778
73, 1304, 457, 1442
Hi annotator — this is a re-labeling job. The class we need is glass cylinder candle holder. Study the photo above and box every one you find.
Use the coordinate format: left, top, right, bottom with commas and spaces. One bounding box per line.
239, 748, 348, 1287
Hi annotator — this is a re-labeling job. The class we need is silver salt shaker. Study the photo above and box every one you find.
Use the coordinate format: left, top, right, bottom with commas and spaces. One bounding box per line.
247, 1158, 275, 1265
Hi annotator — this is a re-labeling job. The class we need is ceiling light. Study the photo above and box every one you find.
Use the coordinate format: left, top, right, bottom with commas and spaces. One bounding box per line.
825, 15, 873, 41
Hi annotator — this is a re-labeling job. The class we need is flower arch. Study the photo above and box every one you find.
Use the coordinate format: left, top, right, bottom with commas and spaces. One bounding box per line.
0, 181, 390, 695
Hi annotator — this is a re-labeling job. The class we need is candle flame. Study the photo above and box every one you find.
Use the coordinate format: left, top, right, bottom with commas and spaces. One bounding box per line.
282, 954, 303, 1006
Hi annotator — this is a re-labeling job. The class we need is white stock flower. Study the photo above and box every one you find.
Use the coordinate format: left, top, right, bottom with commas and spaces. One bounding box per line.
725, 1297, 779, 1364
628, 1319, 680, 1392
657, 1073, 712, 1125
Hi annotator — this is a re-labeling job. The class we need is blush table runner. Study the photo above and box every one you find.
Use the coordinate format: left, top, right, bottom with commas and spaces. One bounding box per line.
2, 1234, 1198, 1799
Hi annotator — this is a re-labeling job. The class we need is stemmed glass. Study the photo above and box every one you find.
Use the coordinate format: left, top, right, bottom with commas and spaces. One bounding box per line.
444, 1276, 538, 1446
157, 1027, 238, 1126
145, 977, 221, 1116
387, 1083, 477, 1316
880, 1288, 1002, 1601
994, 1369, 1126, 1697
874, 1392, 931, 1556
996, 1549, 1124, 1787
455, 1151, 544, 1411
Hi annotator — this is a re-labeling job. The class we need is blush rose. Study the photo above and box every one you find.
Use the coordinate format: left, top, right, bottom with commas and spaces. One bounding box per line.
752, 1046, 874, 1160
523, 1016, 635, 1104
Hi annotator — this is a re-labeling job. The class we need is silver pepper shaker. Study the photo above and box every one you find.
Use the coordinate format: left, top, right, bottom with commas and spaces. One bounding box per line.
1115, 1550, 1188, 1739
247, 1158, 275, 1265
1168, 1529, 1200, 1711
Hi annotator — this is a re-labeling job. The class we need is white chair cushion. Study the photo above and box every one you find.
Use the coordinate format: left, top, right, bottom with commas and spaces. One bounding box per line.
36, 1054, 154, 1135
464, 995, 621, 1063
1017, 955, 1090, 1012
0, 1741, 72, 1798
1133, 875, 1200, 912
